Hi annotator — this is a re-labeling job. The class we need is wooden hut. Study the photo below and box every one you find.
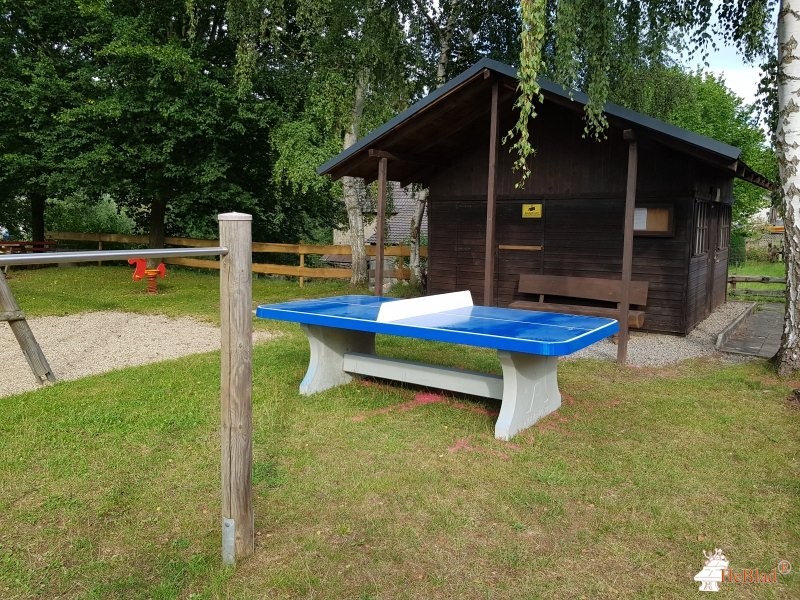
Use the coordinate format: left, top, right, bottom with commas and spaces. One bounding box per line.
317, 59, 773, 358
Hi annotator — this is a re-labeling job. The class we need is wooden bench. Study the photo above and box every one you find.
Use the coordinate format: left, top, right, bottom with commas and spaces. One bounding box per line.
1, 241, 59, 273
508, 274, 649, 328
0, 240, 59, 254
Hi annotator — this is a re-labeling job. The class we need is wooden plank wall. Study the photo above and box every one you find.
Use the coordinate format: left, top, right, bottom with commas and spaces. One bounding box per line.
539, 198, 691, 334
428, 200, 487, 301
494, 202, 544, 304
429, 197, 692, 333
425, 97, 737, 335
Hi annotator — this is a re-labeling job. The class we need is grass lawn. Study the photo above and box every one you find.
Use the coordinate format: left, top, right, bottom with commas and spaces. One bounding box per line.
1, 267, 798, 599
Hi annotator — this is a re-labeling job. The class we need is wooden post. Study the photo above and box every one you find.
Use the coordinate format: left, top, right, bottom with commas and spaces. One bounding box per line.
0, 271, 56, 384
98, 240, 103, 266
618, 130, 637, 365
218, 212, 254, 565
299, 253, 305, 288
375, 157, 388, 296
483, 80, 500, 306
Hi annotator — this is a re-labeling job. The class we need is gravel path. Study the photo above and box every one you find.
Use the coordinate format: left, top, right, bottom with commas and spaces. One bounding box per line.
0, 302, 754, 398
568, 301, 753, 366
0, 312, 275, 398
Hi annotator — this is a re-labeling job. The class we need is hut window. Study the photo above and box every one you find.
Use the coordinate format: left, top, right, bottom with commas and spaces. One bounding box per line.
693, 202, 709, 256
717, 205, 731, 250
634, 205, 673, 236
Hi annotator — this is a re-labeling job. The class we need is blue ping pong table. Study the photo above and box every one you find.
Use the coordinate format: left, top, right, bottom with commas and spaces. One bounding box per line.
256, 292, 618, 440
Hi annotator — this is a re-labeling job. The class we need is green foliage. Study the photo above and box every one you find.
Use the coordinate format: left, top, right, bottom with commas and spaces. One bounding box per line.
0, 0, 92, 238
515, 0, 777, 186
506, 0, 546, 189
0, 196, 29, 238
729, 228, 747, 266
57, 2, 279, 236
1, 0, 343, 246
401, 0, 521, 90
272, 0, 412, 192
46, 194, 135, 234
272, 119, 343, 194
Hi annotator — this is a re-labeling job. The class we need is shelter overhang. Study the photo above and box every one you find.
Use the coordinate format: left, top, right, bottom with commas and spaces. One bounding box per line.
317, 58, 775, 191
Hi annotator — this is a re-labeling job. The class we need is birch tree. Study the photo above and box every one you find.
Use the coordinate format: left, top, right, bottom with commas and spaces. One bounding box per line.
273, 0, 409, 286
776, 1, 800, 375
406, 0, 462, 288
404, 0, 520, 287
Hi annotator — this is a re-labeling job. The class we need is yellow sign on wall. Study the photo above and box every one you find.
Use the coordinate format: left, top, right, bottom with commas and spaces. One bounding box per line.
522, 203, 542, 218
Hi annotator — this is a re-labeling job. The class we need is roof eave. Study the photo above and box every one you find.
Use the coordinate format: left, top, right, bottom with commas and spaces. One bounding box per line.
317, 58, 773, 188
735, 160, 777, 191
317, 58, 514, 177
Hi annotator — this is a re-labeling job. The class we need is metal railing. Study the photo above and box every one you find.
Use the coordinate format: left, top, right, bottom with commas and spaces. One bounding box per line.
0, 246, 227, 267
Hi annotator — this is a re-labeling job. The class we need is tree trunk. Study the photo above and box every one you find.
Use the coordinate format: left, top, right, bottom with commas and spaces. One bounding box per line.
436, 0, 460, 84
344, 69, 370, 286
409, 186, 427, 289
776, 1, 800, 376
409, 1, 460, 287
148, 192, 168, 267
30, 192, 46, 241
343, 176, 366, 285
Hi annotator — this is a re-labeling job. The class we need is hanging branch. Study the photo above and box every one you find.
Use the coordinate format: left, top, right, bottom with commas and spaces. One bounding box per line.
505, 0, 547, 188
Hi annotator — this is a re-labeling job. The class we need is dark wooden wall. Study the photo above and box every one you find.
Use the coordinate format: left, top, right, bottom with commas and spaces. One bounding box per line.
426, 97, 735, 335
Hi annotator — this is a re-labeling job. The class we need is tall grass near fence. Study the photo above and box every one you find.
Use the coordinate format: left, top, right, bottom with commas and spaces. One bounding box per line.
0, 268, 798, 599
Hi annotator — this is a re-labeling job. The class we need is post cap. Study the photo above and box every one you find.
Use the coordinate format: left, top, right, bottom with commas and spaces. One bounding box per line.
218, 212, 253, 221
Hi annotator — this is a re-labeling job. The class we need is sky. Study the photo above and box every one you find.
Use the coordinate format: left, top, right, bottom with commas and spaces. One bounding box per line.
675, 2, 778, 108
680, 42, 766, 106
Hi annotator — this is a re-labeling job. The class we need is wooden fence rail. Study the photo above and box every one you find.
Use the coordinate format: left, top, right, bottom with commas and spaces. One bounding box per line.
47, 231, 428, 284
727, 275, 787, 298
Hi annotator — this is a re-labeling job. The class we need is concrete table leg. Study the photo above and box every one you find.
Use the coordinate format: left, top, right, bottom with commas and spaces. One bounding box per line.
300, 325, 375, 395
494, 351, 561, 441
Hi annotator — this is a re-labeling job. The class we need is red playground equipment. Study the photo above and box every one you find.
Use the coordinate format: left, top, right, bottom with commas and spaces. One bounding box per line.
128, 258, 166, 294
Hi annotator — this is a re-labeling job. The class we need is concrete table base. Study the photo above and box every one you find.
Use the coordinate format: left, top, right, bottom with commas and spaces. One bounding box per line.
299, 324, 561, 440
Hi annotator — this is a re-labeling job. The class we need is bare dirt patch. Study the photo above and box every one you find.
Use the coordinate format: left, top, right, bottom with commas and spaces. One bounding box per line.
0, 311, 276, 398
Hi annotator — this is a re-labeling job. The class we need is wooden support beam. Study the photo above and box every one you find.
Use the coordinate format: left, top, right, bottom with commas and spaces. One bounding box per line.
219, 212, 254, 565
483, 80, 500, 306
375, 157, 388, 296
618, 130, 637, 365
367, 149, 427, 164
0, 271, 55, 384
498, 245, 543, 252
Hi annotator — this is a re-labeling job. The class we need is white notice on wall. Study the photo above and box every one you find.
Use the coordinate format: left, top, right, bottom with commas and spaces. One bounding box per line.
634, 207, 648, 230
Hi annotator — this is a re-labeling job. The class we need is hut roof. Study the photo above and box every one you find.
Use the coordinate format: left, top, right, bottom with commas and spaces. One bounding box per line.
318, 58, 773, 191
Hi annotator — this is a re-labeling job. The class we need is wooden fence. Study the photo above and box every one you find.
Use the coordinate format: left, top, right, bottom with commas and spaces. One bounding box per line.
47, 231, 428, 284
727, 275, 787, 298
